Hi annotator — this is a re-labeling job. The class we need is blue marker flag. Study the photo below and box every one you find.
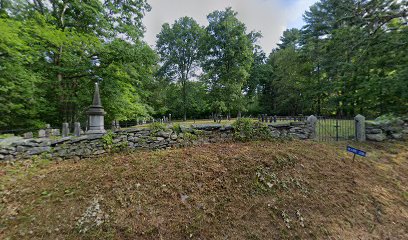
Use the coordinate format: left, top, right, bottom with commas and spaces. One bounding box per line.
347, 146, 366, 157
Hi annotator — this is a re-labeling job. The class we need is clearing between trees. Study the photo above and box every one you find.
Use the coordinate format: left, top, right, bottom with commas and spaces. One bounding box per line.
1, 140, 407, 239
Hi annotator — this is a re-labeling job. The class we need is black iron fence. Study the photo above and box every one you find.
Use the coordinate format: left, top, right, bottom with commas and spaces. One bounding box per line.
316, 116, 355, 142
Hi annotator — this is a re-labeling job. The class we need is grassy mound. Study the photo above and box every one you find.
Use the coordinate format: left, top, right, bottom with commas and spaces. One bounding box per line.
1, 140, 407, 239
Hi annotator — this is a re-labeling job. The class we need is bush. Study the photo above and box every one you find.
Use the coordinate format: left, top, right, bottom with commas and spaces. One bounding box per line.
148, 122, 167, 134
375, 114, 404, 125
232, 118, 272, 141
172, 123, 182, 134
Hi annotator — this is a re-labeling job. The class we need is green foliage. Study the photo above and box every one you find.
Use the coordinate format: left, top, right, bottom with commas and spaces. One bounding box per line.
1, 0, 406, 129
156, 17, 205, 120
148, 122, 167, 134
101, 131, 114, 147
183, 132, 198, 141
172, 123, 182, 134
202, 7, 259, 116
0, 0, 155, 130
256, 0, 408, 117
101, 131, 128, 152
232, 118, 272, 141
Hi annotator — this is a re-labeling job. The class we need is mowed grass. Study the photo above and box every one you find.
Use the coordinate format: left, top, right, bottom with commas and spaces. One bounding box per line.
1, 140, 407, 239
130, 118, 297, 129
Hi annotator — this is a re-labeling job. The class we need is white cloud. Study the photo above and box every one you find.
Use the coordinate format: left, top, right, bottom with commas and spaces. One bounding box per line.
143, 0, 318, 53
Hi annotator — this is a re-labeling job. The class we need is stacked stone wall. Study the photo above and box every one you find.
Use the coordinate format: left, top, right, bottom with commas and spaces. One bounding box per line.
0, 122, 313, 161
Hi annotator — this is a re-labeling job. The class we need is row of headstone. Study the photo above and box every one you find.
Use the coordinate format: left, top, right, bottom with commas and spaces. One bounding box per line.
22, 123, 83, 139
258, 115, 306, 123
258, 114, 278, 123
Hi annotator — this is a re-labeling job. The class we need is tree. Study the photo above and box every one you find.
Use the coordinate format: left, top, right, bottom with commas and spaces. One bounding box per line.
202, 8, 257, 119
0, 0, 156, 129
156, 17, 205, 121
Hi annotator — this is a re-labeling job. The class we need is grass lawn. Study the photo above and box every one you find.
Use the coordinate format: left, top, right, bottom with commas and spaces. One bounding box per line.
129, 118, 297, 129
1, 140, 407, 239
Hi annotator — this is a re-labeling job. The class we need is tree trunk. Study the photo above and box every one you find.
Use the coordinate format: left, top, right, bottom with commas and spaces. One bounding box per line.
182, 79, 187, 122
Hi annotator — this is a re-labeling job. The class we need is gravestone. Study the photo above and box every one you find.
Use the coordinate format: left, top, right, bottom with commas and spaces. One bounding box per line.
307, 115, 318, 139
45, 124, 51, 137
62, 123, 69, 137
74, 122, 81, 137
86, 82, 106, 134
355, 114, 366, 142
51, 129, 60, 136
23, 132, 33, 139
168, 114, 172, 123
38, 129, 46, 138
111, 120, 120, 131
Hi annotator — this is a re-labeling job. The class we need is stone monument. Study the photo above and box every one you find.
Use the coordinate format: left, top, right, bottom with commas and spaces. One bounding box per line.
86, 83, 106, 134
355, 114, 366, 142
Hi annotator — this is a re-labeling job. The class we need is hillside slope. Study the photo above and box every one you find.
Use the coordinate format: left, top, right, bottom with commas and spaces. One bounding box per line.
1, 140, 407, 239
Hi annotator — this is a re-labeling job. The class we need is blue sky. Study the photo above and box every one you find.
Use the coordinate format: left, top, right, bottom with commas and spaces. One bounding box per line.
143, 0, 319, 52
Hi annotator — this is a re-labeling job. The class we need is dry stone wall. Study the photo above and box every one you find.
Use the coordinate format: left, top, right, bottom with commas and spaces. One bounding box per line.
0, 122, 313, 161
365, 117, 408, 142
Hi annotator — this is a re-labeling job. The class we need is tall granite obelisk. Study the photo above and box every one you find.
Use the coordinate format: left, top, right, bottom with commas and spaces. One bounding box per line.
86, 82, 106, 134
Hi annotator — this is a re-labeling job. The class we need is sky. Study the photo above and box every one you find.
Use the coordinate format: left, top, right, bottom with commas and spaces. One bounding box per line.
143, 0, 319, 53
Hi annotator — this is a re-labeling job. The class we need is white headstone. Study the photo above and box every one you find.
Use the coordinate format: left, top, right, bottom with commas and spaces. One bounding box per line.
74, 122, 81, 137
38, 129, 46, 138
62, 123, 69, 137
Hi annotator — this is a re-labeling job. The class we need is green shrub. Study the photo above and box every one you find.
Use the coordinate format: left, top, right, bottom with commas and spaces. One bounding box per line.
232, 118, 255, 141
232, 118, 273, 141
172, 123, 182, 134
183, 132, 198, 141
375, 114, 403, 125
148, 122, 167, 134
102, 131, 114, 146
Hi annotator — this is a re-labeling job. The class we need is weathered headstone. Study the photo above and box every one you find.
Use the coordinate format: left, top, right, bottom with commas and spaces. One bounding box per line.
74, 122, 81, 137
23, 132, 33, 139
111, 120, 120, 131
168, 114, 172, 123
51, 129, 60, 136
45, 124, 51, 137
86, 82, 106, 134
38, 129, 46, 138
307, 115, 318, 139
355, 114, 366, 142
62, 123, 69, 137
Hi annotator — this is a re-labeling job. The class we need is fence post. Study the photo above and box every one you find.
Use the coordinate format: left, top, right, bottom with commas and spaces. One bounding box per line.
307, 115, 318, 140
355, 114, 366, 142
